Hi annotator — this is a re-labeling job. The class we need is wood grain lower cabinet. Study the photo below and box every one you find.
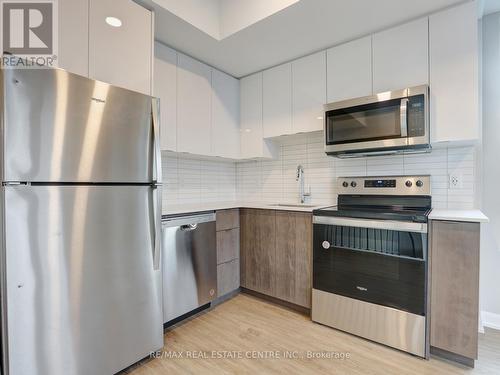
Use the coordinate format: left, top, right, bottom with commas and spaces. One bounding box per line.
216, 209, 240, 298
217, 259, 240, 297
216, 209, 240, 232
217, 229, 239, 264
275, 211, 313, 308
240, 209, 312, 308
430, 220, 480, 364
240, 209, 276, 296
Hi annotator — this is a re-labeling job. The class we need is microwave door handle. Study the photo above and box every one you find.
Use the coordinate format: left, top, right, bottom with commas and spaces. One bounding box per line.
400, 98, 409, 137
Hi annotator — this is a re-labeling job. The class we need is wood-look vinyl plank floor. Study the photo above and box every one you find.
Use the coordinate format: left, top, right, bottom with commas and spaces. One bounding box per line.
124, 293, 500, 374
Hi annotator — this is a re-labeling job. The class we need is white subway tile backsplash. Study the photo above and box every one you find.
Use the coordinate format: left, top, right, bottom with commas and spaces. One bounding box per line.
236, 135, 477, 209
162, 135, 477, 210
162, 152, 236, 208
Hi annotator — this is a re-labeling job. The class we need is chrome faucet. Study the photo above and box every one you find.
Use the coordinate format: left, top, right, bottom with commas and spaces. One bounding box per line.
296, 165, 311, 204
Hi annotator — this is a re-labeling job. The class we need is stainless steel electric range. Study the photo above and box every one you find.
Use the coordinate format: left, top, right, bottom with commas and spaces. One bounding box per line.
311, 176, 431, 358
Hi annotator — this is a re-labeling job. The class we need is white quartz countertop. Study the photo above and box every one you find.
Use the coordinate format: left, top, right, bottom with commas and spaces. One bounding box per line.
163, 201, 332, 216
428, 209, 489, 223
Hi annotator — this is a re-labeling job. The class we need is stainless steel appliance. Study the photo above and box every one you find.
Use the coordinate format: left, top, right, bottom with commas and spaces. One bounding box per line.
162, 212, 217, 323
0, 68, 163, 375
312, 176, 431, 357
324, 85, 430, 157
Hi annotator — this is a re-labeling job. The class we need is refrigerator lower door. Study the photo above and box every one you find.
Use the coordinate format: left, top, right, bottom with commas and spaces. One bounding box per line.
2, 185, 163, 375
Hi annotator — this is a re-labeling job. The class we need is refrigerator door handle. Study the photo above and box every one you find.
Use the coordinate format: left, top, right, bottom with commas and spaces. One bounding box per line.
151, 98, 162, 271
152, 98, 162, 184
152, 184, 162, 270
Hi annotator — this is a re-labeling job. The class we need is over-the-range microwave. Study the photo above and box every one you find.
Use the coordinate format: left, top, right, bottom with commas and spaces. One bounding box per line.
324, 85, 430, 157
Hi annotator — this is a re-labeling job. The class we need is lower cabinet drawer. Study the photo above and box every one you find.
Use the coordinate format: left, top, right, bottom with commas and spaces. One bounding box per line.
217, 259, 240, 297
216, 209, 240, 231
217, 228, 239, 264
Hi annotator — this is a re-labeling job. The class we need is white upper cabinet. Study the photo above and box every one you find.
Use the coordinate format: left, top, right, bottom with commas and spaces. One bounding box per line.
240, 73, 277, 159
89, 0, 153, 95
58, 0, 89, 77
292, 51, 327, 133
177, 53, 212, 155
373, 18, 429, 93
263, 63, 292, 138
154, 43, 177, 152
327, 36, 372, 102
429, 2, 479, 144
212, 69, 240, 159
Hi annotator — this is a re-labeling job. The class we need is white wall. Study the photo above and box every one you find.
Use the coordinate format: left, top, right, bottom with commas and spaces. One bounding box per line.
480, 11, 500, 326
152, 0, 300, 41
219, 0, 299, 38
152, 0, 221, 39
237, 132, 477, 208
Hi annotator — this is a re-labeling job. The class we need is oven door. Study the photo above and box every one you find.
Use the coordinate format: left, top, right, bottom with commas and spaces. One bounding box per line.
313, 217, 427, 316
324, 85, 428, 154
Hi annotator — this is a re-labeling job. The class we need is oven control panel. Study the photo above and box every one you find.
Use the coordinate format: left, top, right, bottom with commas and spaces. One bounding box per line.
364, 179, 396, 188
338, 176, 430, 196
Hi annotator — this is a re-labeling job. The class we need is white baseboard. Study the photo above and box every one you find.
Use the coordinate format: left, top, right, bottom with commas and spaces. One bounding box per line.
481, 311, 500, 331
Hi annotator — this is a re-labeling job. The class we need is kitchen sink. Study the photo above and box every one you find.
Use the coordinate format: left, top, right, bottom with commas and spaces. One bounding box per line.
268, 203, 317, 208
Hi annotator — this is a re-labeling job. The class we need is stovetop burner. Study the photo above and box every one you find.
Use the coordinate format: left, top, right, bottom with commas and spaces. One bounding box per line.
313, 205, 431, 223
313, 176, 432, 223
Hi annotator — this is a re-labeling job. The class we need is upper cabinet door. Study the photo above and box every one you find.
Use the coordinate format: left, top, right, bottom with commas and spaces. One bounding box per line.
240, 73, 277, 159
373, 18, 428, 93
154, 43, 177, 152
263, 63, 292, 138
177, 53, 212, 155
240, 73, 263, 159
212, 69, 240, 159
89, 0, 153, 95
327, 36, 372, 103
429, 2, 479, 144
58, 0, 89, 77
292, 51, 326, 133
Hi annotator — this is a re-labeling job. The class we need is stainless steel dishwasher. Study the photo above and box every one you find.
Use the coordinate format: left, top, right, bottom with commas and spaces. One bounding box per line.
161, 212, 217, 324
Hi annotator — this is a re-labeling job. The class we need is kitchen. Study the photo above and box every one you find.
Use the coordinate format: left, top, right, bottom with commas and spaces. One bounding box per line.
0, 0, 499, 374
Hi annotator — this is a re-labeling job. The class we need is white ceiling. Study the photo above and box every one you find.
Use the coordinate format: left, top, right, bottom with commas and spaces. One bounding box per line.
150, 0, 300, 40
138, 0, 468, 78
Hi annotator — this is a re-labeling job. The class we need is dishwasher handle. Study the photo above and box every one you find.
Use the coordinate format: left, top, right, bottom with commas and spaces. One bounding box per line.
162, 212, 216, 228
180, 224, 198, 231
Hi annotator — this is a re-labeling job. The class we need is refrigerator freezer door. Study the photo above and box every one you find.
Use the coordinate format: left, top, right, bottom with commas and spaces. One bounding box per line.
3, 185, 163, 375
2, 68, 155, 183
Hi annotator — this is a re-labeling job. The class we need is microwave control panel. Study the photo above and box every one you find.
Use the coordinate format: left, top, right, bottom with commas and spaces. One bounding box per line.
407, 94, 426, 137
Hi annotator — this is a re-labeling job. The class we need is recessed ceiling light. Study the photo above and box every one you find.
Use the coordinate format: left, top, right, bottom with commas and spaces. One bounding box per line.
316, 116, 324, 120
106, 16, 122, 28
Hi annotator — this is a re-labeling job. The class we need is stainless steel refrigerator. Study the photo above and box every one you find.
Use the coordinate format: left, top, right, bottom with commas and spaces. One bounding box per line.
0, 68, 163, 375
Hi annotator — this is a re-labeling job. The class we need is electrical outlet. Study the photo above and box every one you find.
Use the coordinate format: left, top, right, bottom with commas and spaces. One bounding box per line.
449, 173, 463, 189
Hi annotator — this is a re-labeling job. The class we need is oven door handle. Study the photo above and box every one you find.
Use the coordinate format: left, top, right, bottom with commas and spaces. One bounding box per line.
313, 216, 427, 233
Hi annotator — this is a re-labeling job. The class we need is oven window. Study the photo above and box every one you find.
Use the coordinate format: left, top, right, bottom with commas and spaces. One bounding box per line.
326, 99, 402, 145
329, 225, 425, 259
313, 224, 427, 315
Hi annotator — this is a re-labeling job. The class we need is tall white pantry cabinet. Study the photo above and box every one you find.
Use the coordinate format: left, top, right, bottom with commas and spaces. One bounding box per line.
58, 0, 153, 95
